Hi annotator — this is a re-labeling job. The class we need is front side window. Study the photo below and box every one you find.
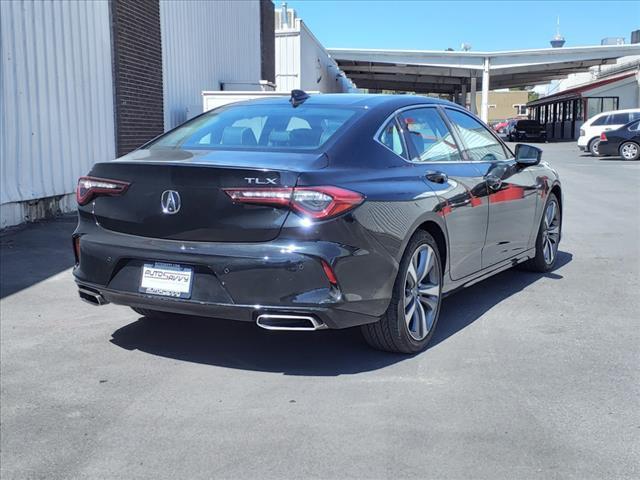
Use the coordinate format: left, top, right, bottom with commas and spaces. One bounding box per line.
445, 109, 509, 162
378, 119, 407, 158
397, 108, 461, 162
147, 104, 359, 151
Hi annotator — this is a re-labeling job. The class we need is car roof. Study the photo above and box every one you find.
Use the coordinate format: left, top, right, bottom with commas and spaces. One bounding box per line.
593, 108, 640, 117
237, 93, 457, 109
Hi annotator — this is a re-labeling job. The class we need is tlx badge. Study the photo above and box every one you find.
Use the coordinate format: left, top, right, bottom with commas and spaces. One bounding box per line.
244, 177, 277, 185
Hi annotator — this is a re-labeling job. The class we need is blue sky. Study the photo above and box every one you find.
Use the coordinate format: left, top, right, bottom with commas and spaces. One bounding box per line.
285, 1, 640, 51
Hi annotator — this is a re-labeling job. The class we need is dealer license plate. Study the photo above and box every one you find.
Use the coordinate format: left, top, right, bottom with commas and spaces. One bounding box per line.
139, 262, 193, 299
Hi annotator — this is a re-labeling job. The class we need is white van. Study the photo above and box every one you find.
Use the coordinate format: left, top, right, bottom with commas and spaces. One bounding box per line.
578, 108, 640, 156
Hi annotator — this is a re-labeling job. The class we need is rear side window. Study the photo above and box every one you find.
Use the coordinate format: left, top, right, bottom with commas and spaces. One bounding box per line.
398, 108, 461, 162
445, 109, 509, 162
609, 113, 630, 125
148, 104, 359, 151
628, 120, 640, 132
378, 119, 407, 158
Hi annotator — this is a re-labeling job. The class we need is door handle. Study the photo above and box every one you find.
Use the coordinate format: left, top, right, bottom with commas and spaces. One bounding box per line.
425, 171, 448, 184
486, 175, 502, 190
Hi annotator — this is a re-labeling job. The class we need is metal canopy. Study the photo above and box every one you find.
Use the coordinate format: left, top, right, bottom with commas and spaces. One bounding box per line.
328, 44, 640, 121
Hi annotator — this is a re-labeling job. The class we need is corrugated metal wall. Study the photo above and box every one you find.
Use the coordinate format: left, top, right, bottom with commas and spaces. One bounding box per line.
275, 31, 300, 92
0, 0, 115, 225
160, 0, 262, 130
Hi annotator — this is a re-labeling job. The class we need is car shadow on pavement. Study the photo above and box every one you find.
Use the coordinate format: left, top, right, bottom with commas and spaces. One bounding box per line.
0, 215, 77, 299
110, 251, 572, 376
428, 250, 572, 350
598, 156, 638, 162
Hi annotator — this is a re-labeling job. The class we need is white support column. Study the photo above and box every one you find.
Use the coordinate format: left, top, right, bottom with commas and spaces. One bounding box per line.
469, 77, 477, 114
460, 82, 467, 108
481, 57, 490, 123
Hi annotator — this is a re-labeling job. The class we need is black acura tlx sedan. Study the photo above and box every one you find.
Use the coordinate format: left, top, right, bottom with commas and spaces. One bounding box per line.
73, 92, 562, 353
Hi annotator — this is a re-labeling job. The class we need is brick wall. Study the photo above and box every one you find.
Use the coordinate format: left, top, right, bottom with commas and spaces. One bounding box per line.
110, 0, 164, 157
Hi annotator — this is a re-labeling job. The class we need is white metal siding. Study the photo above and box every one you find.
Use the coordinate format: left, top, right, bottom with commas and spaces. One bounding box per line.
202, 91, 288, 111
275, 19, 355, 94
0, 0, 115, 216
160, 0, 262, 130
275, 31, 300, 92
588, 76, 640, 110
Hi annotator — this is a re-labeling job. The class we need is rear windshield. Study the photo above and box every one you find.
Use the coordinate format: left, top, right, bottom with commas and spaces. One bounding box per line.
147, 103, 359, 151
516, 120, 539, 128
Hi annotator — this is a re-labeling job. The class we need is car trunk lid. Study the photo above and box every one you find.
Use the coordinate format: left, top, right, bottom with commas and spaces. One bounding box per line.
87, 149, 327, 242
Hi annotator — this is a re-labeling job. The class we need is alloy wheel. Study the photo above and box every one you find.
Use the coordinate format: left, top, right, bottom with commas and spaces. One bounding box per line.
541, 199, 560, 265
620, 142, 638, 160
403, 244, 441, 341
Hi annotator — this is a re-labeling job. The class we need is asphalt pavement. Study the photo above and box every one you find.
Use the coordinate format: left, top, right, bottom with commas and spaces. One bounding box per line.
1, 142, 639, 479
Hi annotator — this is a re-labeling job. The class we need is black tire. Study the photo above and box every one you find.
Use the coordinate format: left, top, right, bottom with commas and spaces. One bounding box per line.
588, 138, 600, 156
521, 193, 561, 272
361, 231, 443, 354
131, 307, 178, 319
619, 141, 640, 161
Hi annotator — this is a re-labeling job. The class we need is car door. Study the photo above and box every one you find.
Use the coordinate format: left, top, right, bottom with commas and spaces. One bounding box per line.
395, 106, 488, 280
443, 108, 539, 268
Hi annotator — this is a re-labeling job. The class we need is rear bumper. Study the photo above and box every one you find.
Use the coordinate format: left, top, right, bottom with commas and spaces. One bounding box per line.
596, 141, 618, 156
513, 132, 546, 142
75, 280, 376, 329
73, 223, 391, 329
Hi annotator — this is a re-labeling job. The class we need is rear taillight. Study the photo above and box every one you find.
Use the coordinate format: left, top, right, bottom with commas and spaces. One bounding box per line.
600, 132, 607, 141
223, 186, 364, 220
76, 176, 130, 205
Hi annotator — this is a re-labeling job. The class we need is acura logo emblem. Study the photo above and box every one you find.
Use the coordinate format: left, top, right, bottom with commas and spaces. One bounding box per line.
161, 190, 181, 214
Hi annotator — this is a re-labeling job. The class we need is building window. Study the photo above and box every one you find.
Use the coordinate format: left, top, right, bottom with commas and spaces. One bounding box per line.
557, 102, 564, 122
575, 100, 583, 122
586, 97, 619, 119
513, 104, 528, 116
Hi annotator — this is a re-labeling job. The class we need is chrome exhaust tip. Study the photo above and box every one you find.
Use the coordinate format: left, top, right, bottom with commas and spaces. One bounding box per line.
78, 287, 109, 306
256, 314, 327, 331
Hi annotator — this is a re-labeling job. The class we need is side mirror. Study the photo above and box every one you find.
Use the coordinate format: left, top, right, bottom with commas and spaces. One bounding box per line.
515, 144, 542, 166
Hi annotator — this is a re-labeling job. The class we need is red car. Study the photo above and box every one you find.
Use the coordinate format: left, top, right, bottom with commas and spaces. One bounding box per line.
492, 120, 510, 133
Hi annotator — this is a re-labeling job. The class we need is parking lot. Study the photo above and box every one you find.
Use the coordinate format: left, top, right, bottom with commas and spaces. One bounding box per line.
1, 142, 638, 479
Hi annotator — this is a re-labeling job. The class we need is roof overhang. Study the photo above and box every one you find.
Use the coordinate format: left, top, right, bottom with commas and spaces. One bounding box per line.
328, 45, 640, 93
527, 71, 638, 106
